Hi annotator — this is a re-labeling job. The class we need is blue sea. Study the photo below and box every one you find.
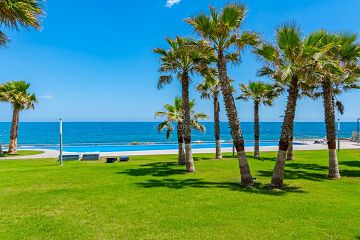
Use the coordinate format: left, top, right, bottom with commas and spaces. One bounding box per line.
0, 122, 356, 152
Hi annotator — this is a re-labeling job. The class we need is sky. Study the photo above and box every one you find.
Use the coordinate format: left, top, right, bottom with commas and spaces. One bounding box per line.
0, 0, 360, 122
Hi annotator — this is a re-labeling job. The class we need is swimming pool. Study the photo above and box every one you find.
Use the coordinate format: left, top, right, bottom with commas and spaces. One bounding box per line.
17, 141, 301, 153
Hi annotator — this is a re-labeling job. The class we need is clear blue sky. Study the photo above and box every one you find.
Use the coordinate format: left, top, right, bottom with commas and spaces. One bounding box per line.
0, 0, 359, 122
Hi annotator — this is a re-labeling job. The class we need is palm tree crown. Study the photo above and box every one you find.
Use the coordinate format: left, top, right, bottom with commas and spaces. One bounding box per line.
0, 81, 37, 110
255, 24, 334, 89
155, 97, 208, 138
185, 4, 259, 56
196, 75, 220, 99
154, 37, 214, 89
237, 81, 280, 105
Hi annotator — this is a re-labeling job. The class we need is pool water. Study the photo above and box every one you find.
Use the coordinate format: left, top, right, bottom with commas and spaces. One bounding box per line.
18, 141, 301, 153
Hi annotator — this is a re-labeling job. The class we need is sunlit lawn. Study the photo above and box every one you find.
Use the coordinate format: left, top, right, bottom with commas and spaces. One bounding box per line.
0, 149, 359, 239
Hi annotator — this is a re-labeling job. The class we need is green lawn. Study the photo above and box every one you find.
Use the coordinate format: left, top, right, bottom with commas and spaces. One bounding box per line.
1, 150, 44, 157
0, 150, 359, 239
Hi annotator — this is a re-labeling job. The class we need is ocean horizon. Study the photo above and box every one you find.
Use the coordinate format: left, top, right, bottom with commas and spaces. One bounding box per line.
0, 122, 357, 146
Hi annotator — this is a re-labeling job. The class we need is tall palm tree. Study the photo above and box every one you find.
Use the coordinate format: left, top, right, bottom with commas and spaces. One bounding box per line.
196, 75, 223, 159
155, 97, 208, 165
237, 81, 280, 159
0, 0, 44, 46
0, 81, 37, 154
311, 33, 360, 179
186, 4, 259, 186
254, 25, 329, 187
154, 37, 213, 172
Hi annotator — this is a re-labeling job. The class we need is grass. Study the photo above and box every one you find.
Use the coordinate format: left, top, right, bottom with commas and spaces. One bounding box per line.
0, 149, 359, 239
1, 150, 44, 157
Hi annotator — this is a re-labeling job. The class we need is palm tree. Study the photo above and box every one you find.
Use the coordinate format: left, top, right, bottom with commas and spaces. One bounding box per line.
237, 81, 280, 159
155, 97, 208, 165
186, 4, 259, 186
196, 75, 223, 159
0, 0, 44, 46
311, 33, 360, 179
154, 37, 213, 172
254, 25, 329, 187
324, 34, 360, 179
0, 81, 37, 154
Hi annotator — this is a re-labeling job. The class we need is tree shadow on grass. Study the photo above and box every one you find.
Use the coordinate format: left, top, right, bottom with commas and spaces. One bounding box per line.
340, 161, 360, 168
338, 160, 360, 177
257, 162, 328, 181
118, 162, 185, 177
193, 155, 236, 161
193, 155, 278, 162
258, 161, 360, 181
286, 162, 328, 171
257, 156, 277, 162
340, 169, 360, 177
136, 178, 305, 196
257, 169, 326, 182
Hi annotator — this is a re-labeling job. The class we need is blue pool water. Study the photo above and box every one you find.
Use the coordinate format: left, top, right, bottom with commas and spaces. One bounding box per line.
18, 140, 299, 153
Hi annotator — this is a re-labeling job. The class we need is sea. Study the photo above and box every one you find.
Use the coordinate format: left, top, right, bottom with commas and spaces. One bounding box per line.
0, 122, 357, 152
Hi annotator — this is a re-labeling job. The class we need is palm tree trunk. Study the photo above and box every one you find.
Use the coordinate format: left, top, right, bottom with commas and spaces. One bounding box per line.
322, 79, 340, 179
213, 92, 222, 159
271, 76, 299, 187
177, 121, 185, 165
217, 50, 253, 186
181, 72, 195, 172
286, 136, 294, 160
254, 100, 260, 159
8, 107, 20, 154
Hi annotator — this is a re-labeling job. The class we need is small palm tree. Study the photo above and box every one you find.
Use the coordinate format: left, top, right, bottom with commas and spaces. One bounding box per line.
186, 4, 259, 186
255, 25, 330, 187
155, 97, 208, 165
0, 0, 44, 46
237, 81, 280, 159
196, 75, 223, 159
0, 81, 37, 154
154, 37, 213, 172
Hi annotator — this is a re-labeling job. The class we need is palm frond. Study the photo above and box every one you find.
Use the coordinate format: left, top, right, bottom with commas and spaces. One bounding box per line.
237, 31, 260, 50
0, 31, 10, 47
276, 23, 302, 60
157, 75, 173, 89
335, 100, 345, 115
0, 0, 45, 30
220, 4, 246, 29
